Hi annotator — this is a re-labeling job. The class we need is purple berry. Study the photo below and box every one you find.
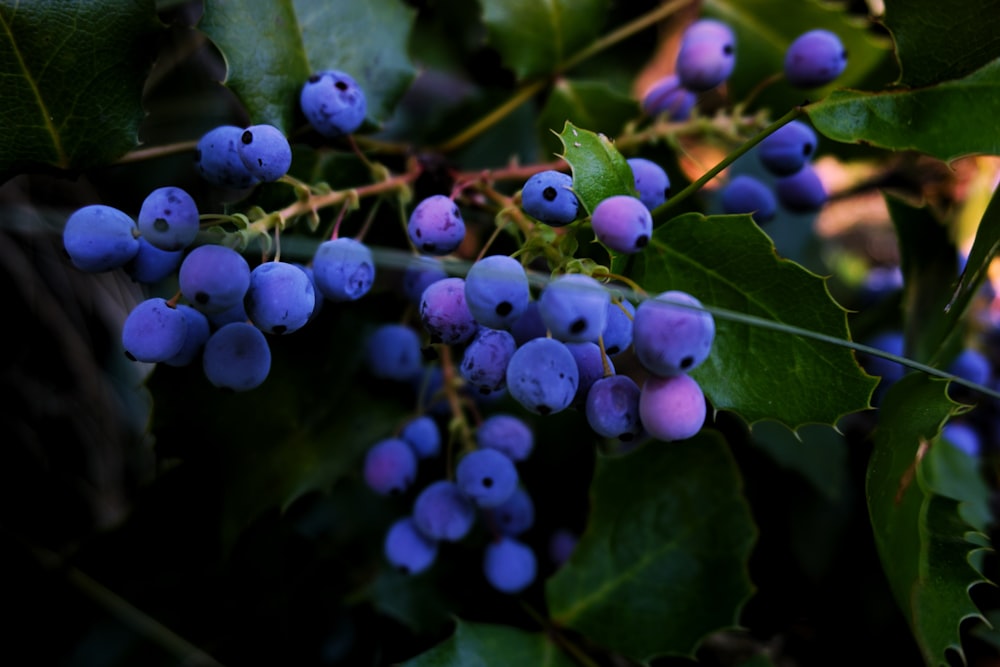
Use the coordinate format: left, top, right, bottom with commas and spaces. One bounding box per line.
590, 194, 653, 254
784, 29, 847, 88
567, 342, 614, 409
537, 274, 610, 343
364, 438, 418, 496
419, 276, 478, 345
179, 244, 251, 315
602, 297, 635, 356
639, 373, 707, 441
476, 414, 534, 461
675, 19, 736, 92
407, 194, 466, 256
484, 486, 535, 536
505, 337, 579, 415
642, 74, 697, 120
412, 480, 476, 542
586, 374, 643, 441
757, 120, 818, 177
460, 328, 517, 396
627, 158, 671, 211
300, 70, 367, 137
775, 163, 827, 213
632, 290, 715, 376
521, 170, 581, 227
464, 255, 530, 330
720, 174, 777, 223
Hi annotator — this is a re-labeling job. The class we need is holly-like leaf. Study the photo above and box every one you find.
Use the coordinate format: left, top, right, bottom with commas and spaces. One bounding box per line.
199, 0, 416, 134
546, 432, 757, 663
480, 0, 610, 80
806, 59, 1000, 164
633, 212, 878, 430
537, 79, 640, 159
866, 373, 987, 667
948, 185, 1000, 345
557, 121, 638, 216
401, 619, 576, 667
0, 0, 164, 179
881, 0, 1000, 88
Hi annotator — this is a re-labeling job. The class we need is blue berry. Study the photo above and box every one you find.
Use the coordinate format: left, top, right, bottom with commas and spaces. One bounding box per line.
941, 422, 981, 457
400, 415, 441, 459
633, 290, 715, 376
456, 448, 519, 508
384, 517, 438, 575
245, 261, 316, 335
602, 297, 635, 356
948, 348, 992, 386
202, 321, 271, 391
627, 158, 671, 211
464, 255, 530, 330
548, 528, 578, 566
364, 438, 418, 496
164, 305, 211, 367
137, 186, 200, 252
638, 373, 707, 441
775, 163, 827, 213
238, 124, 292, 182
312, 237, 375, 301
720, 174, 777, 223
125, 238, 183, 284
401, 255, 449, 305
62, 204, 139, 273
412, 480, 476, 542
194, 125, 258, 189
784, 29, 847, 88
293, 263, 325, 322
365, 323, 424, 382
476, 414, 534, 462
567, 342, 614, 410
207, 300, 249, 329
505, 337, 579, 415
590, 194, 653, 254
757, 120, 818, 177
419, 277, 478, 345
121, 297, 188, 363
484, 486, 534, 536
407, 194, 466, 256
179, 244, 251, 315
300, 70, 367, 137
675, 19, 736, 92
586, 374, 643, 441
483, 537, 537, 594
537, 274, 610, 343
861, 330, 906, 386
509, 300, 547, 346
642, 74, 697, 120
521, 170, 581, 227
460, 328, 517, 396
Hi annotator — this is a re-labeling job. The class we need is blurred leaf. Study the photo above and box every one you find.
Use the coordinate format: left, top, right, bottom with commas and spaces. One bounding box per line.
537, 79, 640, 159
634, 212, 878, 429
0, 0, 164, 179
546, 432, 757, 663
557, 121, 638, 216
923, 430, 992, 534
949, 185, 1000, 342
749, 421, 848, 502
806, 59, 1000, 163
866, 373, 986, 667
480, 0, 610, 80
881, 0, 1000, 88
199, 0, 416, 134
401, 619, 576, 666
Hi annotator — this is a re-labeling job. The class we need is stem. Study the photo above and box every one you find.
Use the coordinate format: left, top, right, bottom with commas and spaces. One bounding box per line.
435, 78, 548, 154
519, 601, 603, 667
652, 105, 805, 220
117, 139, 199, 164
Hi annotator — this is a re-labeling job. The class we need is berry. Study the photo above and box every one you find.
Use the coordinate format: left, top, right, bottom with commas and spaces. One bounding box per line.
948, 348, 992, 386
757, 120, 818, 177
400, 415, 441, 459
941, 422, 981, 457
638, 373, 707, 441
548, 528, 578, 566
861, 330, 907, 386
194, 125, 258, 189
137, 186, 200, 252
300, 70, 367, 137
590, 194, 653, 254
521, 170, 581, 227
121, 297, 188, 363
641, 74, 697, 120
238, 124, 292, 182
62, 204, 140, 273
412, 479, 476, 542
505, 337, 579, 415
567, 341, 614, 409
364, 438, 418, 496
484, 486, 535, 536
202, 321, 272, 391
509, 300, 547, 346
125, 238, 184, 284
483, 537, 537, 594
586, 374, 643, 441
602, 297, 635, 355
365, 323, 424, 382
784, 29, 848, 88
675, 19, 736, 92
464, 255, 530, 330
460, 328, 517, 396
164, 305, 211, 367
627, 157, 671, 211
179, 244, 251, 315
407, 194, 466, 256
384, 517, 438, 575
419, 276, 478, 345
720, 174, 777, 223
775, 163, 827, 213
245, 261, 316, 335
476, 414, 534, 462
312, 237, 375, 301
401, 255, 449, 305
455, 448, 519, 508
632, 290, 715, 376
537, 274, 610, 343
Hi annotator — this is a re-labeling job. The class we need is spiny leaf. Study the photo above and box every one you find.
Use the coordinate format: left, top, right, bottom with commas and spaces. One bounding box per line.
557, 121, 638, 216
633, 212, 878, 430
400, 619, 576, 667
546, 432, 757, 663
537, 79, 639, 159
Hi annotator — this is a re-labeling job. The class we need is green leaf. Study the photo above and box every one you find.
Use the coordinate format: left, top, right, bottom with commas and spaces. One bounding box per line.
400, 619, 576, 667
806, 59, 1000, 163
948, 186, 1000, 343
881, 0, 1000, 87
866, 373, 987, 667
480, 0, 610, 80
633, 213, 878, 429
556, 121, 638, 216
546, 432, 757, 663
536, 79, 640, 159
199, 0, 416, 134
0, 0, 164, 178
749, 421, 848, 503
